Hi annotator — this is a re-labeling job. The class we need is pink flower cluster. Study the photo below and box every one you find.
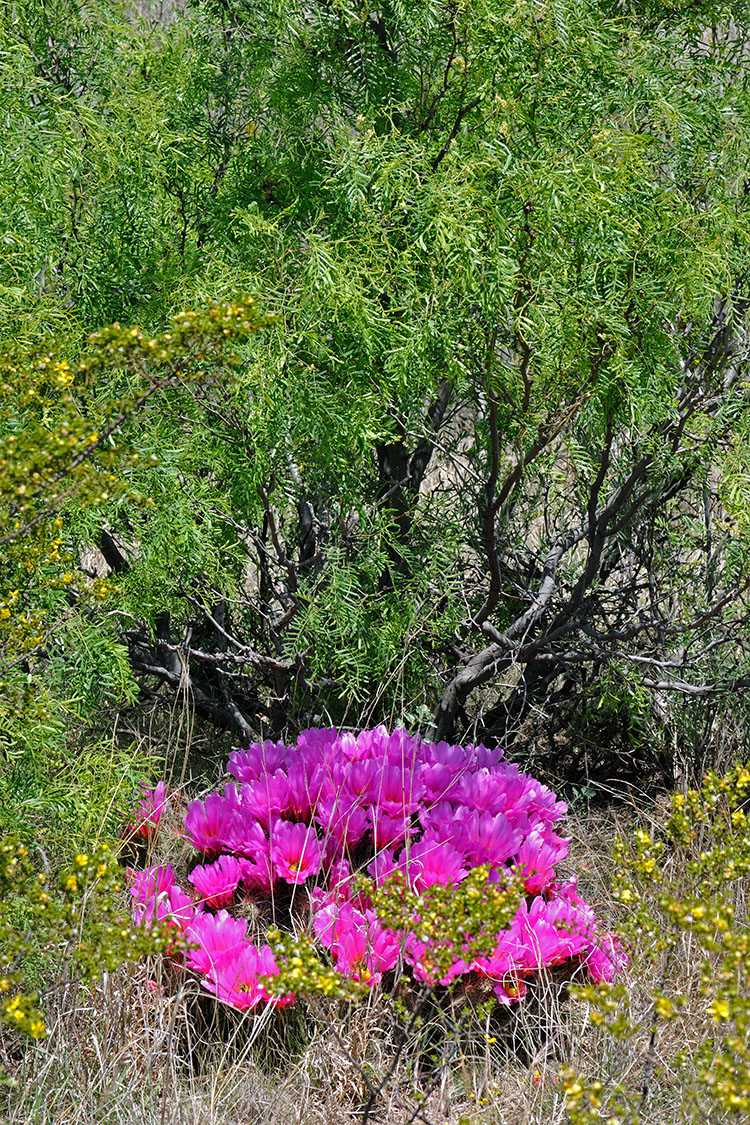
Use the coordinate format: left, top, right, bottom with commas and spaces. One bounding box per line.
128, 727, 621, 1010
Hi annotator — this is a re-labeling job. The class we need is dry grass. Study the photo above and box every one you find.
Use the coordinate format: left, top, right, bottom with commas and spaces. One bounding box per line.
2, 963, 578, 1125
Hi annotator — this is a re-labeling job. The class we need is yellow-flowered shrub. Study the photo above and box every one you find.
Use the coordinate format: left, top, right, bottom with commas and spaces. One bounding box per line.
564, 765, 750, 1122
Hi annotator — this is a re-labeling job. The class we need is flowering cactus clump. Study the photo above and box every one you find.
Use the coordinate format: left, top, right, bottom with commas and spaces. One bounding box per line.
128, 728, 622, 1012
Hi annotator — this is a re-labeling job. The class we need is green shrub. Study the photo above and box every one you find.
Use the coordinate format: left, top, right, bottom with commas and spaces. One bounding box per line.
0, 837, 173, 1041
564, 765, 750, 1122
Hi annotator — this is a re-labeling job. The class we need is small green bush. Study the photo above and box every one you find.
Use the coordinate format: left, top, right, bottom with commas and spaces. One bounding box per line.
563, 765, 750, 1122
0, 836, 173, 1041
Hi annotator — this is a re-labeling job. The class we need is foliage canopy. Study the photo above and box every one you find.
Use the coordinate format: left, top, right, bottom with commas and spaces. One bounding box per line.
2, 0, 750, 811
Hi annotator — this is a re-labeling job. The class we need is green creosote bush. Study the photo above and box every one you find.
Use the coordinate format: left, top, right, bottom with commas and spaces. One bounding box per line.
0, 837, 175, 1042
562, 764, 750, 1122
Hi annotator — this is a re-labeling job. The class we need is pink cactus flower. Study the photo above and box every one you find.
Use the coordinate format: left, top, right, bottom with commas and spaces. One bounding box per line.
312, 902, 400, 983
585, 934, 627, 983
473, 926, 528, 980
240, 771, 294, 824
312, 900, 357, 949
130, 864, 175, 904
336, 730, 372, 762
204, 943, 290, 1010
465, 810, 522, 868
165, 885, 197, 933
384, 728, 420, 768
514, 896, 590, 968
285, 760, 324, 820
316, 791, 370, 848
335, 916, 400, 983
238, 851, 275, 894
184, 910, 248, 974
125, 780, 168, 839
418, 801, 471, 848
405, 931, 470, 986
227, 739, 288, 783
369, 806, 414, 849
295, 726, 338, 766
455, 769, 511, 817
340, 759, 380, 805
405, 838, 467, 892
140, 725, 622, 1011
184, 792, 237, 856
366, 848, 407, 886
374, 764, 424, 818
474, 744, 505, 769
189, 855, 242, 908
220, 805, 268, 859
514, 828, 570, 893
133, 880, 196, 934
421, 739, 471, 771
419, 762, 463, 802
270, 821, 323, 884
493, 977, 527, 1005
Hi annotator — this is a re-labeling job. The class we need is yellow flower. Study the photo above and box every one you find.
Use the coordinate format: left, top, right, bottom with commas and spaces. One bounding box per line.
710, 999, 731, 1022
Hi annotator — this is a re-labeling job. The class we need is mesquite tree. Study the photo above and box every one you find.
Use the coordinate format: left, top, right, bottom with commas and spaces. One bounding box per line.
4, 0, 750, 788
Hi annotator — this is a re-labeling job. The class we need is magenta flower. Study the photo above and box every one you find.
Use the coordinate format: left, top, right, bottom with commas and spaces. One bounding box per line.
493, 977, 527, 1005
366, 848, 407, 887
336, 916, 400, 983
473, 927, 528, 981
220, 805, 268, 859
336, 731, 370, 762
525, 781, 568, 826
241, 771, 293, 824
204, 943, 288, 1010
584, 938, 623, 983
485, 763, 567, 826
465, 810, 522, 868
133, 880, 196, 934
474, 744, 505, 770
189, 855, 242, 908
404, 838, 467, 892
184, 792, 237, 856
514, 828, 570, 893
285, 760, 324, 820
315, 792, 370, 848
384, 728, 420, 768
238, 851, 275, 893
405, 930, 470, 987
227, 739, 288, 783
419, 763, 463, 802
270, 821, 323, 884
312, 900, 357, 949
340, 760, 380, 805
125, 780, 168, 839
418, 801, 470, 847
295, 726, 338, 765
130, 864, 175, 904
313, 902, 399, 983
369, 806, 413, 849
420, 739, 470, 771
166, 885, 199, 933
514, 896, 591, 968
374, 764, 424, 818
185, 910, 248, 974
327, 857, 353, 893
